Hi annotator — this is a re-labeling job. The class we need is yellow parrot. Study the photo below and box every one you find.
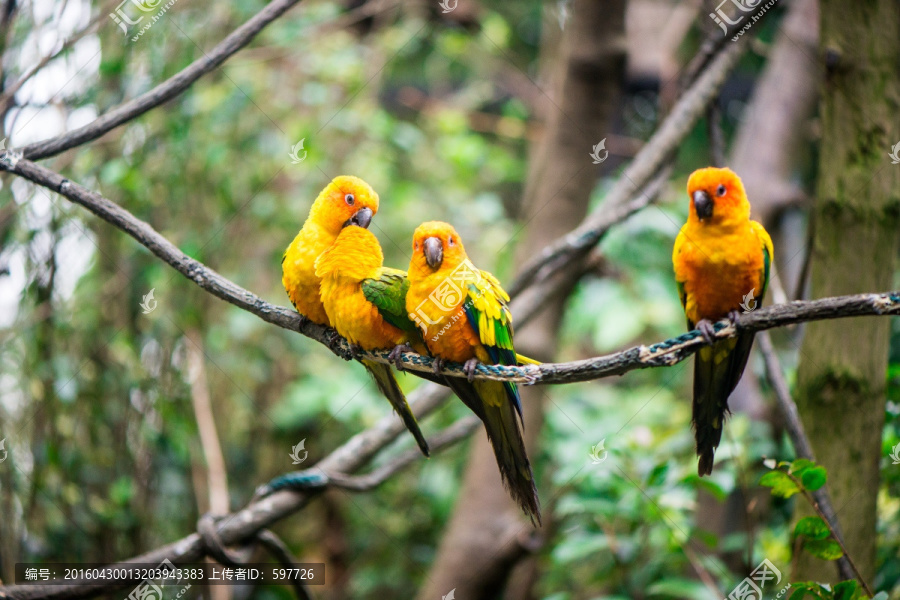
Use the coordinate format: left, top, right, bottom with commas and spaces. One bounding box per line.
673, 167, 773, 476
316, 225, 430, 456
282, 176, 379, 325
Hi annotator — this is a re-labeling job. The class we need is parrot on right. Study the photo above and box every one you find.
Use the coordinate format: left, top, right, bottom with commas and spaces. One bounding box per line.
672, 167, 774, 476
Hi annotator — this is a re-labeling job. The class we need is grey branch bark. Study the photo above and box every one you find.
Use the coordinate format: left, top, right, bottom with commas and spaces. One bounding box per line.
3, 155, 898, 388
2, 149, 899, 388
18, 0, 304, 160
507, 36, 747, 298
0, 383, 453, 600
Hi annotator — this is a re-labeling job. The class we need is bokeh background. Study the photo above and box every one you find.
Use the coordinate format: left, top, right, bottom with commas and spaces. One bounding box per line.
1, 0, 899, 598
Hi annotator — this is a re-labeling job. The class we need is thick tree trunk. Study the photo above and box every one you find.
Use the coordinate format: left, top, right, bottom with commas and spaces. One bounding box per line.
415, 2, 626, 598
794, 0, 900, 584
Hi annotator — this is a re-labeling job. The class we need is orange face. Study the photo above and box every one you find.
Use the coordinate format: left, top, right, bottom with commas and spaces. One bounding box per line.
410, 221, 468, 274
309, 175, 380, 235
685, 167, 750, 225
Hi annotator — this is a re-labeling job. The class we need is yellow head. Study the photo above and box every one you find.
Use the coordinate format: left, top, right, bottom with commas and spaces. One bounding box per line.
308, 175, 380, 235
685, 167, 750, 226
315, 225, 383, 281
409, 221, 468, 277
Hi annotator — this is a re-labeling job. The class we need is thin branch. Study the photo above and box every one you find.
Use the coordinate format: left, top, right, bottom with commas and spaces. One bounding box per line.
18, 0, 305, 160
0, 383, 453, 600
507, 36, 747, 298
784, 466, 873, 596
679, 1, 779, 90
255, 530, 312, 600
287, 416, 479, 492
2, 155, 899, 389
0, 1, 112, 115
756, 332, 856, 583
185, 329, 230, 514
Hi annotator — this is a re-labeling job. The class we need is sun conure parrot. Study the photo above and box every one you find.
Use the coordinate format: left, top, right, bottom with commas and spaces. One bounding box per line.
315, 225, 430, 457
672, 167, 773, 476
406, 221, 541, 525
282, 176, 379, 325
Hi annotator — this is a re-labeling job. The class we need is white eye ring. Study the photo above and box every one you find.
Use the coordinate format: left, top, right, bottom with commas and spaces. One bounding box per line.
448, 237, 455, 246
716, 185, 726, 197
345, 193, 355, 205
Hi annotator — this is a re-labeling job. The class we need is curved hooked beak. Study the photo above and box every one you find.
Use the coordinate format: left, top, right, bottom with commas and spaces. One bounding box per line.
423, 237, 443, 269
692, 190, 713, 222
344, 206, 373, 229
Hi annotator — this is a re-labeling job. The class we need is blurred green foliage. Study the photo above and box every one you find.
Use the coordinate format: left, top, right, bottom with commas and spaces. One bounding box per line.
0, 1, 898, 599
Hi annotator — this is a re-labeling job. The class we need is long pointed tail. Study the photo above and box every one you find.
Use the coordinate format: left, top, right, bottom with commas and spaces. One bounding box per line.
445, 377, 541, 525
362, 359, 430, 457
693, 333, 755, 475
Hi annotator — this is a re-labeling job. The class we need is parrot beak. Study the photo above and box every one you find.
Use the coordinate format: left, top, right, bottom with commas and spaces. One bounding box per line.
423, 237, 443, 269
692, 190, 713, 221
344, 206, 373, 229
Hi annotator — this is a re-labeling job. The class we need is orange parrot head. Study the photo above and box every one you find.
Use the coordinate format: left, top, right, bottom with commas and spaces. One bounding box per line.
410, 221, 468, 276
685, 167, 750, 226
308, 175, 380, 235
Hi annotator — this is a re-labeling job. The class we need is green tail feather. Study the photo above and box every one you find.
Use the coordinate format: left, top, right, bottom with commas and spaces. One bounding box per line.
693, 332, 755, 476
362, 359, 430, 457
444, 377, 541, 525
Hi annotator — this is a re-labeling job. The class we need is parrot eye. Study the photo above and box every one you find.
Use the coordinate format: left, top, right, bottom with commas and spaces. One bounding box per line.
448, 237, 455, 246
345, 193, 355, 206
716, 185, 726, 197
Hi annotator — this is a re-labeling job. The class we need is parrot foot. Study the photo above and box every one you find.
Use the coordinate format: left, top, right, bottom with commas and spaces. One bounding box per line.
348, 344, 363, 360
326, 329, 351, 360
727, 309, 742, 329
697, 319, 716, 345
432, 356, 445, 375
463, 358, 480, 383
388, 343, 412, 370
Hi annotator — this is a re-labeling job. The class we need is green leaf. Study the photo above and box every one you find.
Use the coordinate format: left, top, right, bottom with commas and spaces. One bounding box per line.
646, 578, 709, 599
760, 470, 801, 498
794, 516, 831, 540
804, 538, 844, 560
800, 466, 827, 491
788, 582, 831, 599
791, 458, 816, 472
832, 580, 859, 600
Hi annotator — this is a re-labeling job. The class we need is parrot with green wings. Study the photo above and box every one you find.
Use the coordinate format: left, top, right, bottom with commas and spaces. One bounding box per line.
315, 224, 431, 457
405, 221, 541, 525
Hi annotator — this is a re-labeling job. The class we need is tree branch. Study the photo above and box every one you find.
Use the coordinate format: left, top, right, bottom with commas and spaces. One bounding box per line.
756, 332, 856, 582
18, 0, 304, 161
0, 1, 113, 115
0, 383, 454, 600
1, 155, 898, 389
288, 416, 480, 493
507, 36, 747, 298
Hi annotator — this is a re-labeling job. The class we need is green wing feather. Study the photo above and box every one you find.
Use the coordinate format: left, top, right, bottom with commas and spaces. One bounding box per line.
461, 269, 522, 420
361, 268, 421, 338
463, 270, 516, 364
